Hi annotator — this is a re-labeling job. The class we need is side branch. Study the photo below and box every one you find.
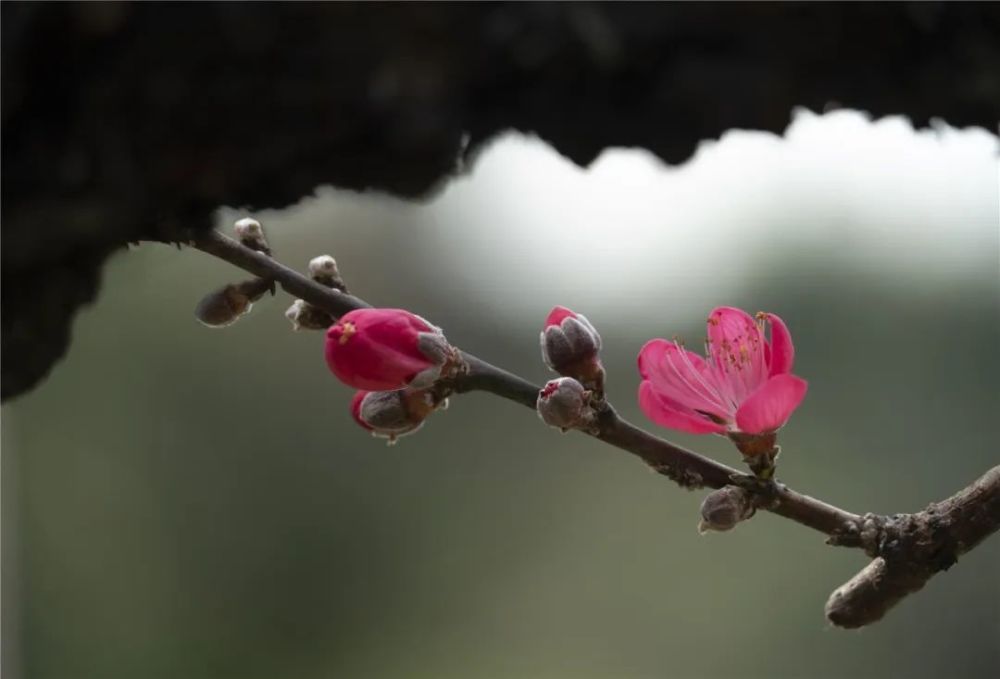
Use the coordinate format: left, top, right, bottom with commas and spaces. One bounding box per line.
825, 465, 1000, 628
189, 230, 863, 538
187, 230, 999, 629
192, 229, 371, 316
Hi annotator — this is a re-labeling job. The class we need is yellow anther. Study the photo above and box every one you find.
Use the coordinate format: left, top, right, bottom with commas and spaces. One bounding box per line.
338, 321, 357, 345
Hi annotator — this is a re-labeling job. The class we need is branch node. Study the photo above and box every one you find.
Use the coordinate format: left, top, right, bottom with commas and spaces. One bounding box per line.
651, 462, 704, 490
826, 466, 1000, 628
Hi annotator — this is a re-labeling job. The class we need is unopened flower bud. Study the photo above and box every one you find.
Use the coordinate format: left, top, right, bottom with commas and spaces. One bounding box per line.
350, 388, 444, 444
308, 255, 347, 292
698, 485, 755, 533
195, 285, 250, 328
325, 308, 460, 391
540, 306, 605, 392
233, 217, 271, 255
285, 299, 334, 331
536, 377, 595, 431
194, 279, 271, 328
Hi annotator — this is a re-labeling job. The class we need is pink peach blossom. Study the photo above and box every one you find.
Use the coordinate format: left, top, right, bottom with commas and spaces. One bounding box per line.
325, 308, 451, 391
637, 307, 808, 436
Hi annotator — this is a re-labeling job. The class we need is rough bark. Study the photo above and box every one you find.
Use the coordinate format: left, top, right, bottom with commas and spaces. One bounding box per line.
825, 465, 1000, 628
3, 2, 1000, 399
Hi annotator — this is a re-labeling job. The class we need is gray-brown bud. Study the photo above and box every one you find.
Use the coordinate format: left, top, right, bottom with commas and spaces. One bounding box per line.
194, 279, 270, 328
195, 286, 249, 328
351, 388, 443, 445
536, 377, 595, 431
284, 299, 334, 331
540, 306, 605, 394
308, 255, 347, 292
541, 308, 601, 370
698, 485, 755, 533
233, 217, 271, 255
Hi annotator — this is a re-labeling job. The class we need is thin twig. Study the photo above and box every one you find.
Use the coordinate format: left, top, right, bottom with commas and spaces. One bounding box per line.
183, 229, 1000, 627
193, 231, 861, 535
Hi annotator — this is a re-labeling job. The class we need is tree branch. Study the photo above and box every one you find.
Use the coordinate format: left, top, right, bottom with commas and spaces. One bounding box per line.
825, 465, 1000, 628
184, 229, 1000, 627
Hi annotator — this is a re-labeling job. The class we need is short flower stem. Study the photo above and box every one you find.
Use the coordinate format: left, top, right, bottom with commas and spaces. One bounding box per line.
744, 452, 777, 480
183, 229, 1000, 629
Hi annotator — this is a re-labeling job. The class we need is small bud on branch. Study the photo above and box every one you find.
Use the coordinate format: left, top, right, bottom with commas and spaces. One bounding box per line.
233, 217, 271, 256
285, 299, 334, 331
540, 306, 606, 395
699, 485, 755, 533
194, 278, 272, 328
309, 255, 348, 292
536, 377, 596, 432
351, 388, 445, 444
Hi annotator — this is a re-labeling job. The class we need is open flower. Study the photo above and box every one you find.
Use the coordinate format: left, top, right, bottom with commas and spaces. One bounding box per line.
637, 307, 808, 436
325, 308, 453, 391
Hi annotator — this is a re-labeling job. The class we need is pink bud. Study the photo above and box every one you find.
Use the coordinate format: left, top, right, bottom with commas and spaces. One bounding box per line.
540, 306, 604, 392
536, 377, 594, 431
351, 389, 439, 443
326, 308, 455, 391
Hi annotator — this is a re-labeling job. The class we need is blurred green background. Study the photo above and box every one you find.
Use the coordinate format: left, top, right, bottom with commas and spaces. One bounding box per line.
4, 116, 999, 678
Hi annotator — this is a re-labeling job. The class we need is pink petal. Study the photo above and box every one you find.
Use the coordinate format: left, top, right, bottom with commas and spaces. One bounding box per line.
765, 312, 795, 376
637, 339, 710, 382
638, 381, 726, 435
350, 391, 374, 430
706, 306, 767, 398
545, 306, 578, 328
638, 338, 671, 380
735, 374, 808, 435
706, 306, 758, 366
637, 339, 727, 417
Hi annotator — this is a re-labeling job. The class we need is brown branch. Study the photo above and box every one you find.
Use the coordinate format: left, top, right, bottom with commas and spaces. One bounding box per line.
191, 230, 371, 316
184, 229, 1000, 628
192, 230, 861, 536
825, 465, 1000, 628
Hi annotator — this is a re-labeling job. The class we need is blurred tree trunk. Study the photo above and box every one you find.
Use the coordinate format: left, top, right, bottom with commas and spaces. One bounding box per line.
2, 2, 998, 399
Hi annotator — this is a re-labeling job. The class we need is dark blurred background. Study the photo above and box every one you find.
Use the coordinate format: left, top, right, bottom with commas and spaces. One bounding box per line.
3, 3, 999, 679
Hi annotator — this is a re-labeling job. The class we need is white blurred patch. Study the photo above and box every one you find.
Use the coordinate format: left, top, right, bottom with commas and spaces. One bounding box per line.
220, 110, 999, 322
433, 111, 997, 314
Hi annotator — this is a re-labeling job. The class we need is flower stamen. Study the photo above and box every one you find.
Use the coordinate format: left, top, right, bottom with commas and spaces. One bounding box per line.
338, 321, 356, 345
